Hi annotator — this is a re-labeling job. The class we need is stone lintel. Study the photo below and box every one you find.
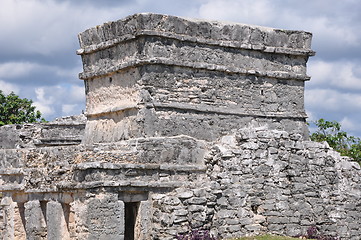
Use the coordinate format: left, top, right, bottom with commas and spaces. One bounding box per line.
118, 191, 148, 202
57, 180, 186, 191
7, 192, 74, 204
74, 162, 207, 171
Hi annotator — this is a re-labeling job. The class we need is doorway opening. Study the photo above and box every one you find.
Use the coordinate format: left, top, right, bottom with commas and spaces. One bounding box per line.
124, 202, 140, 240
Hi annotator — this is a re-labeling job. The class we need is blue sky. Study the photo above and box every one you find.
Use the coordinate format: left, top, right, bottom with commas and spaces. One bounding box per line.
1, 0, 360, 137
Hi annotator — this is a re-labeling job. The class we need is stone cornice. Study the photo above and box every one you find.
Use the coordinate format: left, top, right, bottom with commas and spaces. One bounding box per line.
77, 13, 315, 57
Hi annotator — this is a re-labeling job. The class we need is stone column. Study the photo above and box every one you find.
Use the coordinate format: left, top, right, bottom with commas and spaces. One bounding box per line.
119, 200, 125, 240
1, 196, 26, 240
46, 201, 70, 240
1, 196, 15, 240
134, 200, 151, 240
14, 202, 26, 240
24, 200, 47, 240
85, 193, 124, 239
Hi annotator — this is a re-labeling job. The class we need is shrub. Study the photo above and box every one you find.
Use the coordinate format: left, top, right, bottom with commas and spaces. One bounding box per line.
310, 118, 361, 164
0, 90, 46, 126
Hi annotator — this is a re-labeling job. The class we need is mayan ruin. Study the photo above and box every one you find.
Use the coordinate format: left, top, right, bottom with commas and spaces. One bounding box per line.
0, 13, 360, 239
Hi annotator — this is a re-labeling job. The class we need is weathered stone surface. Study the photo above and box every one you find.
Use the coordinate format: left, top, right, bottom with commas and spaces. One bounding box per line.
0, 115, 86, 149
24, 200, 47, 239
47, 201, 71, 240
0, 13, 360, 240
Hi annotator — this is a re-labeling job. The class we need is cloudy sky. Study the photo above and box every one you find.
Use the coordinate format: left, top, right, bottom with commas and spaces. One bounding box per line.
1, 0, 360, 137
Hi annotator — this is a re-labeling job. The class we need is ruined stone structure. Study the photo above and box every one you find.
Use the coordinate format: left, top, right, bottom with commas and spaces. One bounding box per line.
0, 13, 360, 240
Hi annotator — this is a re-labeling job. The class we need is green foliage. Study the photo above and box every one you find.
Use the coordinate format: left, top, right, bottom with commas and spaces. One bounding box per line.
0, 90, 46, 126
310, 118, 361, 164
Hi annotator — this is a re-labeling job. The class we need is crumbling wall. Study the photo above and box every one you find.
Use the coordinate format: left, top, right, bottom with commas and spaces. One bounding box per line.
0, 133, 207, 239
0, 115, 86, 149
1, 127, 360, 239
148, 127, 361, 239
0, 115, 85, 239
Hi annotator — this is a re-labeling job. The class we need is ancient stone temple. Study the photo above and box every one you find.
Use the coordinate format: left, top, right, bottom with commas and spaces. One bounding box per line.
0, 13, 360, 240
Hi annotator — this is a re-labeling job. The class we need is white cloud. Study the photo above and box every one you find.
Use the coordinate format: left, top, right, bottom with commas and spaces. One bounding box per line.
305, 88, 361, 137
0, 61, 82, 83
197, 0, 360, 56
69, 85, 85, 103
198, 0, 275, 26
55, 64, 83, 79
305, 88, 361, 112
33, 101, 55, 116
35, 87, 55, 104
0, 62, 42, 79
62, 104, 78, 115
340, 117, 358, 132
0, 80, 20, 94
0, 60, 85, 98
305, 110, 317, 122
28, 84, 85, 120
0, 0, 132, 56
308, 60, 361, 90
0, 82, 84, 119
307, 60, 333, 85
32, 87, 56, 116
284, 14, 359, 47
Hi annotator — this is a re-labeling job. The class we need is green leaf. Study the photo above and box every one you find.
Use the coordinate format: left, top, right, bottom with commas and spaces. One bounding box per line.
0, 91, 46, 126
310, 118, 361, 165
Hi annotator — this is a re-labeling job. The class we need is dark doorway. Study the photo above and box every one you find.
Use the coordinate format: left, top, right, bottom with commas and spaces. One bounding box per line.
124, 202, 139, 240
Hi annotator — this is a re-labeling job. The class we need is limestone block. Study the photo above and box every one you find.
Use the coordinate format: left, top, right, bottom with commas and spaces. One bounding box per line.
0, 115, 85, 149
1, 197, 15, 240
134, 201, 151, 240
84, 193, 124, 239
24, 200, 47, 240
46, 201, 70, 240
14, 203, 26, 240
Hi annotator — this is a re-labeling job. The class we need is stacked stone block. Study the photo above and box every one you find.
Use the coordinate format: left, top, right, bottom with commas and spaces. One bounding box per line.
0, 115, 85, 149
126, 127, 359, 239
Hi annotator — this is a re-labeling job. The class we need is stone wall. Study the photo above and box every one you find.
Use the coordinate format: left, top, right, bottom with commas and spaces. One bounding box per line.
0, 115, 85, 239
0, 126, 360, 239
149, 127, 361, 239
0, 134, 206, 239
0, 13, 360, 240
0, 115, 86, 149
